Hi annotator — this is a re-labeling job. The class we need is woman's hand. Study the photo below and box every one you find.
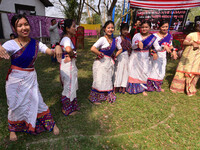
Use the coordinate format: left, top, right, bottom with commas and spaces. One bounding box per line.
153, 53, 158, 60
164, 45, 171, 53
0, 45, 10, 59
55, 45, 63, 63
138, 41, 143, 49
64, 54, 71, 63
192, 42, 199, 50
172, 51, 178, 60
128, 49, 132, 56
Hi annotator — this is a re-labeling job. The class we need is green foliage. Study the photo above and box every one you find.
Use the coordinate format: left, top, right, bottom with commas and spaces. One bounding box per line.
63, 0, 78, 19
86, 14, 101, 24
0, 38, 199, 149
188, 7, 200, 22
115, 4, 123, 30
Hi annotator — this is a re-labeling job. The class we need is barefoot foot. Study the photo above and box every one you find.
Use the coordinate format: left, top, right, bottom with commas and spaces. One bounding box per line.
10, 132, 17, 141
161, 89, 165, 92
171, 90, 176, 93
93, 102, 101, 105
69, 111, 78, 116
143, 91, 148, 96
53, 124, 59, 135
114, 87, 116, 93
122, 87, 126, 94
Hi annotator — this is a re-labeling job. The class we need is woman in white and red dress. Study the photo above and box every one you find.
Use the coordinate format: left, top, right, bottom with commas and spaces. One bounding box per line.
147, 20, 178, 92
127, 21, 160, 96
56, 19, 79, 116
0, 14, 59, 141
114, 22, 131, 94
89, 20, 122, 105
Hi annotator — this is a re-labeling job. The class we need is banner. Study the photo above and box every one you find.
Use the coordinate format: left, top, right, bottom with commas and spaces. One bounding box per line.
136, 9, 189, 30
130, 0, 200, 10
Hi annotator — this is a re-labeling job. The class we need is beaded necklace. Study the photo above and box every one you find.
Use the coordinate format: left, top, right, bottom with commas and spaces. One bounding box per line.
17, 38, 30, 48
104, 35, 112, 44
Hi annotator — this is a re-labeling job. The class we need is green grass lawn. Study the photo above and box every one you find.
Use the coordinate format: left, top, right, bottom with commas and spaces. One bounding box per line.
0, 37, 199, 149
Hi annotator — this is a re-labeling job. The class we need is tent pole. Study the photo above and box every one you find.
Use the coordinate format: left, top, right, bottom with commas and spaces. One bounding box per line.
122, 0, 126, 22
126, 1, 130, 23
168, 9, 174, 32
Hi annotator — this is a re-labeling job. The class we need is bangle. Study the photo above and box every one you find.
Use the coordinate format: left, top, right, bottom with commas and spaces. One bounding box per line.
113, 56, 117, 61
135, 40, 139, 45
98, 52, 104, 59
150, 50, 156, 55
73, 51, 77, 58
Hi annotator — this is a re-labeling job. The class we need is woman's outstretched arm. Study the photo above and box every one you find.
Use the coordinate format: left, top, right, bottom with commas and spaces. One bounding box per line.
0, 45, 10, 59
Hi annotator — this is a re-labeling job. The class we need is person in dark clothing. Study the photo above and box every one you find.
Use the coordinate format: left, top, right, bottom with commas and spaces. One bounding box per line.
130, 20, 141, 40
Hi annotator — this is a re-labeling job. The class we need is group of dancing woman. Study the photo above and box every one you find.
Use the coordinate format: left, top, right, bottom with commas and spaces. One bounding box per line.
0, 14, 200, 141
88, 19, 178, 104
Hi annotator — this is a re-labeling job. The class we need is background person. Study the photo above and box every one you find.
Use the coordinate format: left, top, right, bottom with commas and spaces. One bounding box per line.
130, 20, 141, 40
170, 23, 200, 96
49, 18, 60, 62
9, 33, 16, 39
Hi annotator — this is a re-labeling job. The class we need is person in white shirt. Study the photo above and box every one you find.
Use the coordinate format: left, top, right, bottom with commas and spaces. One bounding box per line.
113, 22, 131, 94
0, 14, 59, 141
55, 19, 79, 116
127, 20, 160, 96
49, 19, 60, 62
89, 20, 123, 105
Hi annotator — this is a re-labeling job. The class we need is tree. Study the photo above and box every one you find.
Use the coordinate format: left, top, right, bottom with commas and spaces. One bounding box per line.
86, 13, 101, 24
58, 0, 85, 24
84, 0, 118, 23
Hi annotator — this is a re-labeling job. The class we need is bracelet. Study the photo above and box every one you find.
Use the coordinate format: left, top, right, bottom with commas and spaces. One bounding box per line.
73, 51, 77, 58
135, 40, 139, 45
150, 50, 156, 55
113, 56, 117, 61
162, 42, 170, 47
171, 48, 178, 52
98, 52, 104, 59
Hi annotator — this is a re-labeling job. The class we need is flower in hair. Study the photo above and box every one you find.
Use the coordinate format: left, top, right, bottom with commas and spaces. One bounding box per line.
58, 19, 65, 31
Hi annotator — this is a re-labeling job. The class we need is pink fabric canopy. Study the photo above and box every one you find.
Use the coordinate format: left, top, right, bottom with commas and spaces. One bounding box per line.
129, 0, 200, 9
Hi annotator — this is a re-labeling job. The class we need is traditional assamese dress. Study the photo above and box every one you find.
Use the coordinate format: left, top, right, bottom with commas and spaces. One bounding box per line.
170, 32, 200, 95
147, 33, 173, 92
59, 37, 78, 115
113, 36, 131, 89
127, 33, 158, 94
2, 39, 55, 134
89, 37, 122, 103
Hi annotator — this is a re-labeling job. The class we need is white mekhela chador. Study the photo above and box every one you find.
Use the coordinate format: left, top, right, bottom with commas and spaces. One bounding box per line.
113, 36, 131, 88
147, 33, 173, 92
126, 33, 159, 94
2, 39, 55, 133
89, 37, 122, 103
59, 36, 79, 116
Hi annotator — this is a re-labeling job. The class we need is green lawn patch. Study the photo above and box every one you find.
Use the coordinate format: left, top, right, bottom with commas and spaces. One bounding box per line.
0, 37, 199, 149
